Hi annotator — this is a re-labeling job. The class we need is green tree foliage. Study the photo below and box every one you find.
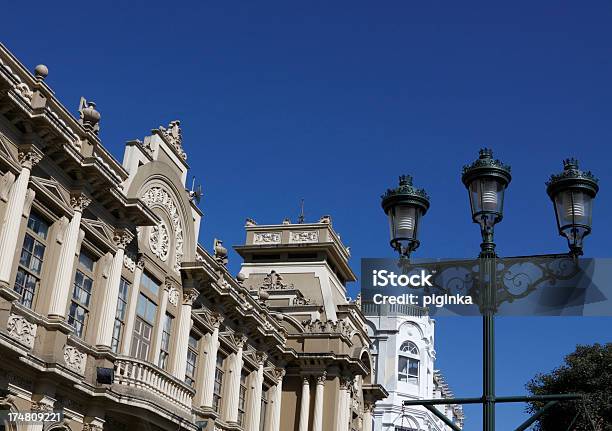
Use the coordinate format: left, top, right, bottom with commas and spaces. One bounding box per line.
526, 343, 612, 430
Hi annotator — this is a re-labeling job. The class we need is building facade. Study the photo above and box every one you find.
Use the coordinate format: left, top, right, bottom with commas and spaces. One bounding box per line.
0, 43, 385, 431
364, 304, 463, 431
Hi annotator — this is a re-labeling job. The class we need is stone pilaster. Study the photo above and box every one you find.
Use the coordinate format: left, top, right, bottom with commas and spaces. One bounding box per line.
95, 229, 132, 347
199, 312, 224, 409
47, 192, 91, 318
223, 333, 247, 424
298, 375, 311, 431
25, 394, 55, 431
245, 351, 267, 431
0, 146, 42, 287
362, 401, 374, 431
336, 376, 352, 431
312, 372, 326, 431
121, 255, 144, 355
267, 368, 285, 431
170, 288, 198, 378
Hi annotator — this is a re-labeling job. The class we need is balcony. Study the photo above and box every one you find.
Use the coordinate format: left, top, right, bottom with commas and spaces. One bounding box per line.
113, 356, 194, 412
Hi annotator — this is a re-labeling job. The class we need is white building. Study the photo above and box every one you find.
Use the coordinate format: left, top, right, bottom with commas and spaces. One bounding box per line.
364, 303, 464, 431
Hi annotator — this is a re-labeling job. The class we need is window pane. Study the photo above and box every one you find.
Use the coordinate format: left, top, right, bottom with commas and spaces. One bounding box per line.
79, 252, 94, 272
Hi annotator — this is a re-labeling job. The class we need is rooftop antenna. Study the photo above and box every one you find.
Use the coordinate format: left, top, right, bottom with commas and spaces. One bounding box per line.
297, 198, 305, 224
188, 175, 203, 205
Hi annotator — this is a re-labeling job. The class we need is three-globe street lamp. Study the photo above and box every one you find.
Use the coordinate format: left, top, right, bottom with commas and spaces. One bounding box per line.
383, 149, 599, 431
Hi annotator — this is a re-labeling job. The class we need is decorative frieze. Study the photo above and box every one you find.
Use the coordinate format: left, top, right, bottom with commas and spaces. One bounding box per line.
289, 230, 319, 244
63, 345, 86, 374
262, 270, 294, 290
302, 318, 353, 338
6, 314, 37, 348
253, 232, 281, 244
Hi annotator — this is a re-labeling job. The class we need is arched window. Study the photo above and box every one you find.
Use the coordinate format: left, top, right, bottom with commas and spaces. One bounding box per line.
398, 341, 419, 383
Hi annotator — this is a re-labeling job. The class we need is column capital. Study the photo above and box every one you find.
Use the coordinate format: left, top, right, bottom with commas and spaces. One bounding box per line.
113, 228, 133, 249
209, 311, 224, 328
316, 371, 327, 384
17, 144, 43, 169
301, 375, 310, 385
30, 395, 55, 413
272, 367, 286, 380
70, 192, 92, 212
255, 351, 268, 365
182, 288, 199, 305
363, 401, 375, 413
234, 332, 248, 349
339, 375, 353, 390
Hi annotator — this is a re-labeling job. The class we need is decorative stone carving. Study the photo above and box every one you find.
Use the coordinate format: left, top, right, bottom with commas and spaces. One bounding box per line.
319, 215, 332, 224
7, 314, 37, 348
113, 229, 133, 249
245, 218, 257, 226
78, 97, 101, 134
253, 232, 281, 244
123, 254, 136, 272
255, 351, 268, 365
289, 230, 319, 244
0, 171, 15, 202
182, 288, 199, 305
301, 318, 353, 338
261, 270, 293, 290
70, 192, 92, 212
149, 220, 170, 261
167, 286, 178, 306
293, 296, 311, 306
316, 371, 327, 384
63, 345, 86, 374
214, 239, 228, 266
17, 147, 43, 169
233, 333, 248, 349
31, 400, 54, 413
15, 82, 33, 101
204, 311, 224, 328
141, 187, 184, 272
157, 120, 186, 160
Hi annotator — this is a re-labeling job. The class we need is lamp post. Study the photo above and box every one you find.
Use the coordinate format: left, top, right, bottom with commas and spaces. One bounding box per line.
386, 149, 599, 431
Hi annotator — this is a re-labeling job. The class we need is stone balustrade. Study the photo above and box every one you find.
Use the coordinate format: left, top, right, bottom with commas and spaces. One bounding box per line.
113, 356, 194, 411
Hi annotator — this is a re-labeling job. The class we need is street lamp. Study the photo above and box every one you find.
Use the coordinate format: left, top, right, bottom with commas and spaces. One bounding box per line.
546, 159, 599, 256
381, 174, 430, 259
384, 149, 598, 431
461, 148, 512, 254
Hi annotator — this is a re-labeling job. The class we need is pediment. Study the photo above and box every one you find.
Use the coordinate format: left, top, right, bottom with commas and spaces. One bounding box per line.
0, 132, 18, 165
81, 218, 115, 246
30, 176, 71, 208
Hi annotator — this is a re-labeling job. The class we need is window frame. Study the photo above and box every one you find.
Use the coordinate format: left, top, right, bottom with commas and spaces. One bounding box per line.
213, 354, 225, 413
67, 250, 95, 338
14, 211, 49, 308
237, 371, 248, 426
398, 341, 420, 384
185, 334, 199, 386
111, 277, 131, 352
158, 312, 173, 369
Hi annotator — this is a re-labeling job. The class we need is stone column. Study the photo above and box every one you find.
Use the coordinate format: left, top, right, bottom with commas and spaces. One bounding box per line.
47, 192, 91, 318
362, 402, 374, 431
151, 278, 171, 364
267, 368, 285, 431
245, 352, 267, 431
120, 255, 144, 355
0, 146, 42, 286
95, 229, 132, 348
199, 312, 224, 409
224, 333, 247, 423
297, 376, 311, 431
336, 376, 351, 431
312, 372, 326, 431
170, 288, 198, 379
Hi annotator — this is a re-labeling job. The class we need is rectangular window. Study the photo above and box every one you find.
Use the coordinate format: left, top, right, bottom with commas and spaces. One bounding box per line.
130, 293, 157, 360
213, 354, 224, 413
67, 251, 95, 337
141, 271, 160, 296
237, 371, 248, 426
398, 356, 419, 383
111, 277, 130, 352
14, 211, 49, 308
259, 388, 268, 431
185, 334, 199, 386
158, 313, 173, 369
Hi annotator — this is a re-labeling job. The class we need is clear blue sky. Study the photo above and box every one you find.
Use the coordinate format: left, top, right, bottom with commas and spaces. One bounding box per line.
3, 1, 611, 429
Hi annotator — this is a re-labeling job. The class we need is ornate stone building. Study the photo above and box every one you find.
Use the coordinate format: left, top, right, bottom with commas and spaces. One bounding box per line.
0, 43, 385, 431
364, 304, 463, 431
